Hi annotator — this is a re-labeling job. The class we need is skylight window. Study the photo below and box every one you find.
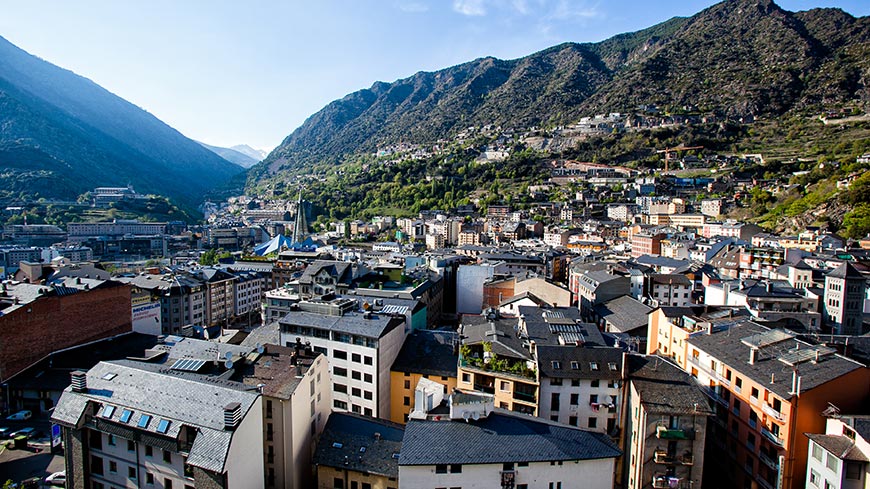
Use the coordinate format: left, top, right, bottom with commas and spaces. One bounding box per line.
332, 442, 343, 449
551, 361, 561, 369
590, 362, 599, 371
119, 409, 133, 423
392, 453, 401, 459
608, 362, 618, 371
102, 373, 117, 381
360, 447, 366, 453
156, 419, 171, 434
101, 405, 116, 418
137, 414, 152, 429
570, 361, 579, 370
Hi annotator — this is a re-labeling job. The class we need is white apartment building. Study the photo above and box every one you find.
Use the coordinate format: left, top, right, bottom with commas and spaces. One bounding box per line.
278, 298, 406, 418
805, 415, 869, 489
535, 346, 624, 434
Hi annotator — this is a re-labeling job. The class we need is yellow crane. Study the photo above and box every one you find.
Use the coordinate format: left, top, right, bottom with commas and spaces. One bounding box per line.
656, 145, 704, 173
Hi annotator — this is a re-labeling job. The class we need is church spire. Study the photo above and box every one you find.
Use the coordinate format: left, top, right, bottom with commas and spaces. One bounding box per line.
292, 188, 308, 244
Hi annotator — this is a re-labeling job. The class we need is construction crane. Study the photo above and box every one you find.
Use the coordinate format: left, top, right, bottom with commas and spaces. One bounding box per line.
656, 145, 704, 173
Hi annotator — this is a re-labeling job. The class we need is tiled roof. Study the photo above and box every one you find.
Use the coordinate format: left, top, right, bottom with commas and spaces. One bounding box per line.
392, 329, 458, 378
805, 433, 869, 462
686, 322, 865, 399
627, 355, 714, 416
400, 410, 621, 465
314, 412, 404, 478
536, 346, 623, 380
826, 262, 865, 280
593, 295, 653, 333
51, 360, 259, 473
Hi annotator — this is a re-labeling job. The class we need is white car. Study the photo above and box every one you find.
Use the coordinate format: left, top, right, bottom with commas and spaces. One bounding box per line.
6, 410, 31, 421
45, 471, 66, 487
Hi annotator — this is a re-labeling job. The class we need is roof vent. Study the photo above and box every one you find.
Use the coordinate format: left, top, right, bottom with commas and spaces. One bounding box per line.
223, 402, 242, 430
71, 371, 87, 392
374, 432, 381, 441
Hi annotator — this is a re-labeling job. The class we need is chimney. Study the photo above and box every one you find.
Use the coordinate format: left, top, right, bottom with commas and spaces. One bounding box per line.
813, 350, 820, 363
71, 371, 87, 392
765, 282, 772, 293
374, 432, 381, 441
770, 373, 775, 384
223, 402, 242, 430
791, 370, 798, 395
707, 321, 713, 336
749, 348, 757, 365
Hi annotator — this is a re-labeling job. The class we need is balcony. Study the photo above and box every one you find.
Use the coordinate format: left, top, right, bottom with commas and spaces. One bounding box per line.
513, 390, 537, 404
654, 449, 694, 465
762, 403, 786, 423
757, 477, 775, 489
656, 425, 694, 440
761, 427, 784, 447
652, 474, 687, 489
500, 470, 516, 489
701, 385, 729, 407
759, 452, 779, 470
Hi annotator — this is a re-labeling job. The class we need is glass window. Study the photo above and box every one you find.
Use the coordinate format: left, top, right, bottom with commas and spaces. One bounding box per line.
119, 409, 133, 423
138, 414, 152, 429
101, 405, 116, 418
826, 452, 838, 472
812, 442, 823, 461
156, 419, 171, 434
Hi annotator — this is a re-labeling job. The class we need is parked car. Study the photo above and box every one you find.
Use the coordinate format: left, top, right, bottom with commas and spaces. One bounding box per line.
45, 471, 66, 487
6, 410, 32, 421
9, 427, 36, 439
0, 426, 13, 438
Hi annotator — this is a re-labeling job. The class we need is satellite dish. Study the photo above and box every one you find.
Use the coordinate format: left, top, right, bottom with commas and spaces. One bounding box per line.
257, 344, 265, 354
225, 351, 233, 360
225, 359, 234, 369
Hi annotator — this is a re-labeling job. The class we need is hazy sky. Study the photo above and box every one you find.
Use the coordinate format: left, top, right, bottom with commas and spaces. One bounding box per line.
1, 1, 867, 151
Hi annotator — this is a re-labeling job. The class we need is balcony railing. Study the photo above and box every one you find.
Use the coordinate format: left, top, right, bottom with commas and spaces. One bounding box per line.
513, 390, 537, 403
762, 403, 786, 423
656, 425, 694, 440
652, 475, 687, 489
686, 356, 731, 386
761, 427, 784, 447
654, 450, 693, 465
701, 385, 729, 407
757, 477, 775, 489
759, 452, 779, 470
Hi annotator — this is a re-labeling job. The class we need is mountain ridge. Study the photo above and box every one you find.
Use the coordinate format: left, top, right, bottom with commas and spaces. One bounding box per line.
254, 0, 870, 180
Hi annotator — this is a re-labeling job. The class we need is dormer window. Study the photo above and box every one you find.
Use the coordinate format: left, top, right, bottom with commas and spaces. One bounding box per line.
590, 362, 599, 371
552, 361, 561, 369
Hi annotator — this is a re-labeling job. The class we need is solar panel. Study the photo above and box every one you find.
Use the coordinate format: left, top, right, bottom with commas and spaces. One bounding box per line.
778, 346, 836, 366
170, 358, 207, 372
740, 329, 795, 349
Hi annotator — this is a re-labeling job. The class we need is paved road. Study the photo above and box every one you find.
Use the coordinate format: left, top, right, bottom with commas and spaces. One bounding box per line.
0, 416, 64, 487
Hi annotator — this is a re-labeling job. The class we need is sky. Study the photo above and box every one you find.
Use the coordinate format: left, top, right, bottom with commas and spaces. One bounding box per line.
1, 1, 868, 151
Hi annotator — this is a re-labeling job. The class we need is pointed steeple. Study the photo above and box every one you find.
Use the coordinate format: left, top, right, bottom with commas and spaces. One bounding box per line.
292, 189, 308, 244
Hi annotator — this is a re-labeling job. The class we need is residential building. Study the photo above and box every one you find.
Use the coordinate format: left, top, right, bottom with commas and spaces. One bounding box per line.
701, 198, 723, 218
399, 397, 622, 489
313, 412, 403, 489
823, 262, 867, 335
191, 268, 238, 328
278, 297, 407, 418
624, 355, 712, 489
51, 361, 264, 489
390, 330, 458, 424
535, 345, 624, 433
704, 280, 822, 332
571, 268, 630, 317
805, 414, 870, 489
592, 295, 653, 342
632, 233, 666, 258
230, 269, 268, 325
118, 273, 206, 335
684, 322, 870, 489
646, 305, 749, 366
263, 285, 301, 323
649, 274, 693, 307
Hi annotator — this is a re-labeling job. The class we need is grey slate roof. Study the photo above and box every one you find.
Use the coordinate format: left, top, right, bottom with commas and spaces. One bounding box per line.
461, 315, 529, 360
392, 329, 458, 378
627, 354, 714, 416
518, 306, 606, 347
400, 410, 621, 465
594, 295, 653, 334
51, 360, 259, 473
805, 433, 869, 462
536, 346, 623, 380
686, 322, 865, 399
279, 310, 404, 339
314, 412, 404, 478
826, 262, 865, 279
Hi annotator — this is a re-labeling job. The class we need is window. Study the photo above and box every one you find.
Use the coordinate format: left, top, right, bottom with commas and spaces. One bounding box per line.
846, 461, 862, 479
107, 434, 116, 446
569, 416, 578, 426
352, 370, 362, 380
101, 405, 116, 418
450, 464, 462, 473
404, 396, 411, 406
138, 414, 152, 429
163, 450, 172, 463
751, 387, 759, 400
436, 464, 448, 473
364, 391, 373, 400
333, 350, 347, 360
145, 445, 153, 457
570, 393, 579, 405
735, 377, 743, 392
551, 393, 560, 410
550, 378, 562, 386
335, 383, 347, 393
590, 362, 599, 371
352, 387, 362, 397
404, 380, 411, 389
352, 353, 361, 363
333, 479, 344, 489
165, 479, 173, 489
364, 373, 373, 383
826, 453, 838, 471
503, 462, 514, 470
591, 380, 599, 388
364, 356, 373, 365
90, 455, 103, 475
500, 381, 510, 391
334, 367, 348, 377
608, 363, 617, 371
109, 461, 117, 473
812, 442, 823, 461
128, 440, 135, 452
809, 469, 820, 486
146, 473, 154, 485
590, 394, 598, 404
129, 466, 137, 479
588, 417, 597, 428
119, 409, 133, 423
362, 484, 371, 489
157, 419, 171, 434
552, 361, 561, 369
462, 373, 470, 383
334, 400, 348, 410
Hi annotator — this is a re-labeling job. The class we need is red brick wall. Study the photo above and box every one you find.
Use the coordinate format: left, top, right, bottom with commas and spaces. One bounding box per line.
0, 283, 132, 381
